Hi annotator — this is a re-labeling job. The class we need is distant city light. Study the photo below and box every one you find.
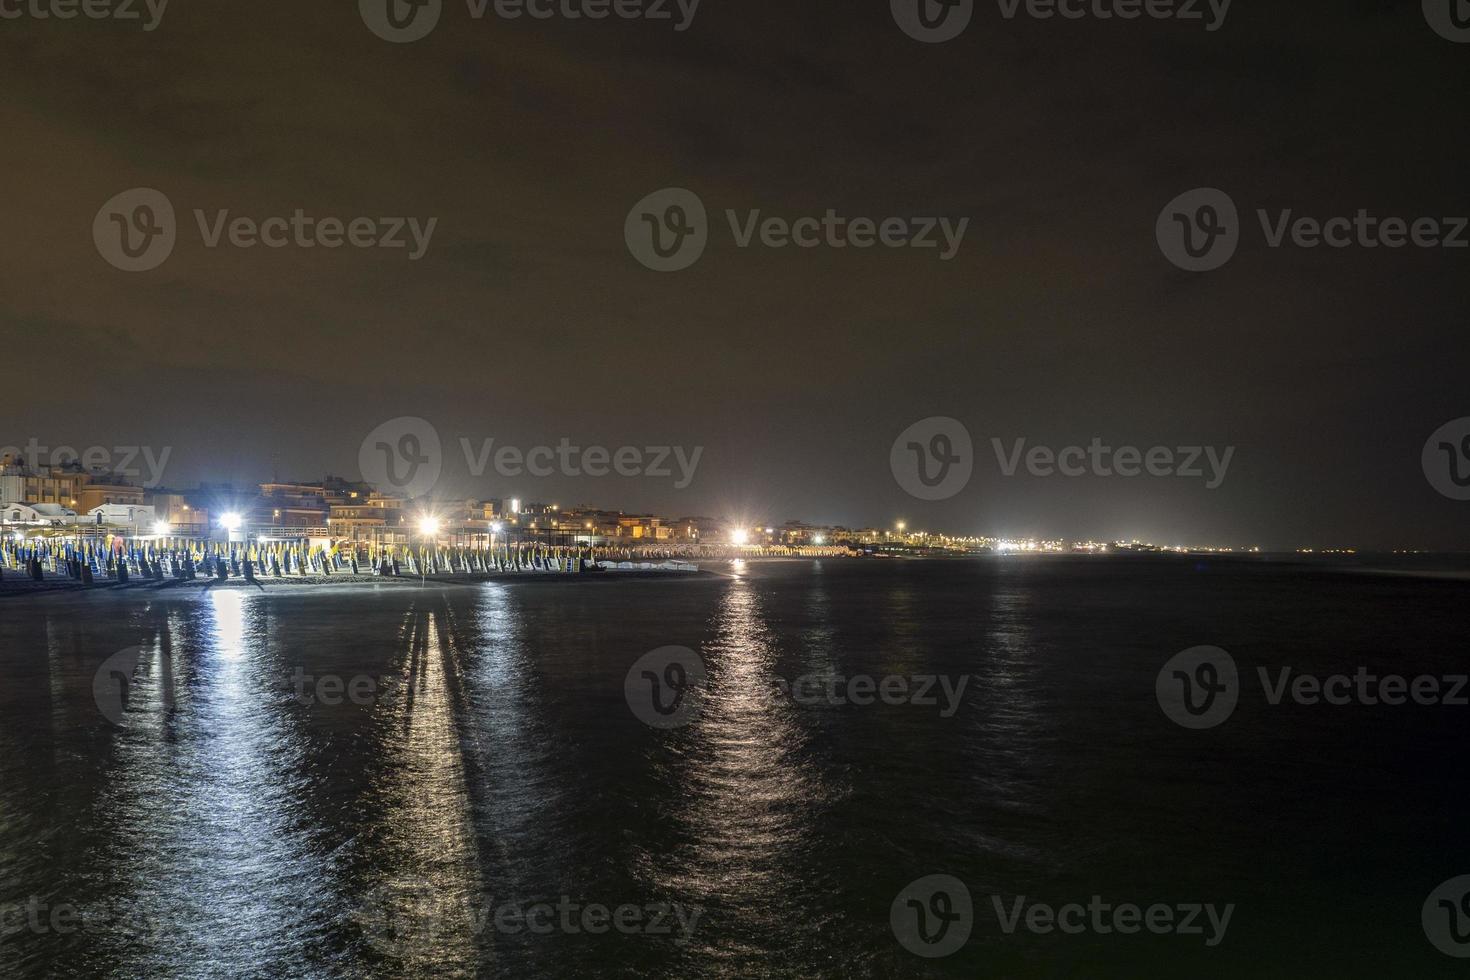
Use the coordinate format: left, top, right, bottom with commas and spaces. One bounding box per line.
220, 513, 242, 532
490, 521, 504, 534
418, 516, 441, 536
814, 535, 826, 545
731, 529, 750, 545
152, 521, 171, 536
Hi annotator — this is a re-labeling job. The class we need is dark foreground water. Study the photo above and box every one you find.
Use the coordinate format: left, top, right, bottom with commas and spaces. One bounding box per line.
1, 556, 1468, 978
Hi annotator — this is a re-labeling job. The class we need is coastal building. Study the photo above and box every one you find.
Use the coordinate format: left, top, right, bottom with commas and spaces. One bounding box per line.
617, 515, 671, 541
670, 516, 726, 542
0, 457, 87, 509
328, 492, 410, 544
76, 476, 145, 513
85, 503, 157, 531
2, 503, 78, 526
144, 491, 209, 534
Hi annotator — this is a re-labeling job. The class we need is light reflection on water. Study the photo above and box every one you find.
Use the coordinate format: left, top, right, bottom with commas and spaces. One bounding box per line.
358, 604, 482, 978
83, 590, 340, 978
651, 575, 841, 973
0, 560, 1465, 976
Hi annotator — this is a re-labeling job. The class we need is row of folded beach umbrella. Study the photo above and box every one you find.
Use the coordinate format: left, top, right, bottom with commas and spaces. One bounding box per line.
0, 537, 599, 584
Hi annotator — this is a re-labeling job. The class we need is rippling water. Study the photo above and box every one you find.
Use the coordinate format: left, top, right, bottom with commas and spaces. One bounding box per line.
1, 557, 1467, 977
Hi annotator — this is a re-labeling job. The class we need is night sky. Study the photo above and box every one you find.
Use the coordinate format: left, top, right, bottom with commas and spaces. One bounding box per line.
3, 0, 1467, 548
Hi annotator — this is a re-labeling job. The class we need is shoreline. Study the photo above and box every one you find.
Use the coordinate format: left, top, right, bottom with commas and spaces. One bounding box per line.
0, 566, 717, 598
5, 551, 1467, 599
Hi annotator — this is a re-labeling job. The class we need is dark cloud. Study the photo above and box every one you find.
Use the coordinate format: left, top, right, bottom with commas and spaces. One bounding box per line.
1, 0, 1465, 547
